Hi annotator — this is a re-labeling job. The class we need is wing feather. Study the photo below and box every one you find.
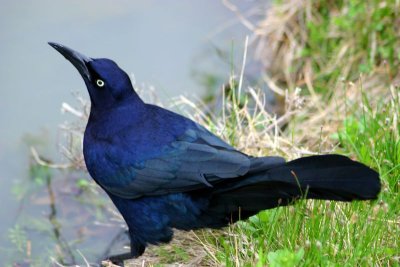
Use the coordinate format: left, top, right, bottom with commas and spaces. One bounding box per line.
104, 126, 251, 198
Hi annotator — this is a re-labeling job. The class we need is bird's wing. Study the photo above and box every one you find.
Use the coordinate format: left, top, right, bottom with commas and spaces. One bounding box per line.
103, 125, 252, 199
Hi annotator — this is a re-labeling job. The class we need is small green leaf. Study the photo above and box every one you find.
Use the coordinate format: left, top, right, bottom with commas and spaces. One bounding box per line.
76, 178, 90, 189
267, 248, 304, 267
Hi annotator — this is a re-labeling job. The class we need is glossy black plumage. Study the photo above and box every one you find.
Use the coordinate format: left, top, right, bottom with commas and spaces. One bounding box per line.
49, 43, 381, 265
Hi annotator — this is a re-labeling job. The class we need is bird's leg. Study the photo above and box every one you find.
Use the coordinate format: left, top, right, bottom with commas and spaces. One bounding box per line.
103, 252, 132, 266
102, 239, 146, 266
130, 240, 146, 257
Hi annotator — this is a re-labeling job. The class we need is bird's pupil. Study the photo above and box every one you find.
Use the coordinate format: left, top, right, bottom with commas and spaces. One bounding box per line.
96, 79, 104, 87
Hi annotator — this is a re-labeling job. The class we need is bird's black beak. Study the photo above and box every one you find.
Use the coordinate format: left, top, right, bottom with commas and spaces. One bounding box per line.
48, 42, 92, 81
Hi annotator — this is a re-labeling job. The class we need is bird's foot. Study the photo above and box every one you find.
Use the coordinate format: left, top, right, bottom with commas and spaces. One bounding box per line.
101, 252, 132, 267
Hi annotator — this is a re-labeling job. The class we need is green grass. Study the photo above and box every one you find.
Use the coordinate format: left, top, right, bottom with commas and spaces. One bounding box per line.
193, 84, 399, 266
257, 0, 400, 100
338, 86, 400, 191
189, 0, 400, 265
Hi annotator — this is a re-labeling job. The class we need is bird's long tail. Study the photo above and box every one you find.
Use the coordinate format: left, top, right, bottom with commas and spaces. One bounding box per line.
207, 154, 380, 222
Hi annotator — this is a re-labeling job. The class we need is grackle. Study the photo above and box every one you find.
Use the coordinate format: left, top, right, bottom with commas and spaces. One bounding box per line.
49, 42, 380, 265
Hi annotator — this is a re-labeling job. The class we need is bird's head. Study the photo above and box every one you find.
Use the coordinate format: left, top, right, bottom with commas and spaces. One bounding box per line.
49, 42, 142, 111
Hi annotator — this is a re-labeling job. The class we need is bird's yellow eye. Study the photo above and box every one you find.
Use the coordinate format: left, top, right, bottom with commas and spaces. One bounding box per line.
96, 79, 105, 87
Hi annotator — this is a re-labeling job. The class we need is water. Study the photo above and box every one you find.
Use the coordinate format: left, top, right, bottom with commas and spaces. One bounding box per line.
0, 0, 263, 264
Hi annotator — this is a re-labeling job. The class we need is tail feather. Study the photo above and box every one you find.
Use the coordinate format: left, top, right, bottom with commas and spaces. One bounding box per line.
268, 154, 380, 200
206, 155, 380, 222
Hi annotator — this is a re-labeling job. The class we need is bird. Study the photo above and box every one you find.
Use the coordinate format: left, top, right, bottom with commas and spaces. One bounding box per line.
48, 42, 380, 265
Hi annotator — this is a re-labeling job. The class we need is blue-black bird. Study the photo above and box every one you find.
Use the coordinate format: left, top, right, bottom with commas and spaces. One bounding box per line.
49, 42, 380, 265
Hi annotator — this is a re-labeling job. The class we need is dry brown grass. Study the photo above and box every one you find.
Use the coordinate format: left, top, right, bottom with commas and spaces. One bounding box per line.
252, 0, 400, 87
